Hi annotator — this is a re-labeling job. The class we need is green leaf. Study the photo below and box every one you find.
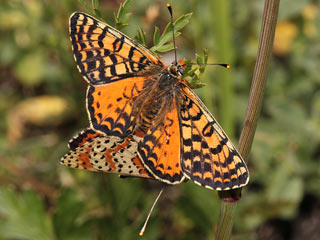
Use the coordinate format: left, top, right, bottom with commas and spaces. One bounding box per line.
154, 43, 174, 53
150, 32, 181, 52
78, 0, 95, 15
78, 0, 101, 17
183, 65, 197, 78
115, 22, 129, 30
161, 13, 192, 43
91, 0, 99, 10
196, 54, 203, 65
173, 12, 193, 34
196, 49, 209, 74
203, 48, 209, 63
0, 187, 55, 240
150, 13, 192, 52
115, 0, 132, 30
153, 26, 161, 46
117, 0, 132, 20
179, 48, 210, 89
133, 26, 147, 47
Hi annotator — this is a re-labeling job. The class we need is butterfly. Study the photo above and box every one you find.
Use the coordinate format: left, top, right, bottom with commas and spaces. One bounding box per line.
61, 12, 249, 190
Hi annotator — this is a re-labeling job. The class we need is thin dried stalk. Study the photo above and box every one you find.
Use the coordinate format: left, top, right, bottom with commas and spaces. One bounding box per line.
215, 0, 280, 239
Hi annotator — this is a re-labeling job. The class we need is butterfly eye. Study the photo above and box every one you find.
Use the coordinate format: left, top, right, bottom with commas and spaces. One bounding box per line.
177, 66, 184, 75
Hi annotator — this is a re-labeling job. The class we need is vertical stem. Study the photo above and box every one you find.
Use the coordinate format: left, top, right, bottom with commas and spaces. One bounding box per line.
210, 0, 234, 137
237, 0, 280, 160
216, 200, 238, 239
215, 0, 280, 239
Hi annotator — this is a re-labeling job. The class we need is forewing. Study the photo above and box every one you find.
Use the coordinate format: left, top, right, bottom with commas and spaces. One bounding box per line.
179, 86, 249, 190
69, 12, 164, 85
86, 77, 148, 137
61, 128, 152, 178
137, 100, 185, 184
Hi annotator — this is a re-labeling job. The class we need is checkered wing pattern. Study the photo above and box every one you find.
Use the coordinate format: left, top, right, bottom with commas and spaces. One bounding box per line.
179, 86, 249, 190
137, 99, 185, 184
61, 128, 152, 178
69, 12, 164, 85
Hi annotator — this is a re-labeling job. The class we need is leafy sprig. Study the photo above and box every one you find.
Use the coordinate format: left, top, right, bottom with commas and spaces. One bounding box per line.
182, 48, 209, 88
78, 0, 101, 17
114, 0, 133, 30
149, 13, 192, 53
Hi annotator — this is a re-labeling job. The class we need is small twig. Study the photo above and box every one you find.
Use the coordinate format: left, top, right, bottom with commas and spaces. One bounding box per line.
215, 0, 280, 239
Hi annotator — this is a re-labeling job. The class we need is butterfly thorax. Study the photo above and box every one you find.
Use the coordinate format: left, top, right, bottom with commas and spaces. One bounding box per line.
132, 67, 181, 134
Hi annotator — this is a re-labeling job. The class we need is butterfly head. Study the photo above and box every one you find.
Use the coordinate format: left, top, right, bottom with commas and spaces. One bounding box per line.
169, 59, 187, 76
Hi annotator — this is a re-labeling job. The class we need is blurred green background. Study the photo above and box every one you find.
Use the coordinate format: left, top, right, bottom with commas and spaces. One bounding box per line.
1, 0, 320, 239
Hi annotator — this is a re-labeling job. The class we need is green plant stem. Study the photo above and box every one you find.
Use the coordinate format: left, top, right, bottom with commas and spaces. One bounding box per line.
237, 0, 280, 160
215, 0, 280, 239
210, 0, 234, 137
216, 200, 238, 239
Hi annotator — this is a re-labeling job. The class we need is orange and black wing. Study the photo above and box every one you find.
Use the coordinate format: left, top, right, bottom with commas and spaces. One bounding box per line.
86, 77, 147, 137
61, 128, 152, 178
179, 85, 249, 190
70, 12, 165, 137
69, 12, 164, 85
137, 99, 185, 184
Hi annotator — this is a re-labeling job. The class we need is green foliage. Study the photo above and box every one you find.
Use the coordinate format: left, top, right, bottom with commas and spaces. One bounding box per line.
0, 0, 320, 239
0, 187, 54, 240
53, 188, 91, 240
182, 48, 209, 88
78, 0, 93, 15
78, 0, 101, 17
134, 26, 147, 47
150, 13, 192, 53
133, 11, 192, 55
115, 0, 132, 30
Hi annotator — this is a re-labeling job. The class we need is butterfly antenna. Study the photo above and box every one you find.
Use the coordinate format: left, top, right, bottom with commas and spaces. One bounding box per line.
187, 63, 230, 69
139, 187, 164, 236
167, 3, 178, 65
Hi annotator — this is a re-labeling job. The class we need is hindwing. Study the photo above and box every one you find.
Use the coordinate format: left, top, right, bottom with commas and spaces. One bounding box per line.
137, 99, 185, 184
179, 85, 249, 190
61, 128, 152, 178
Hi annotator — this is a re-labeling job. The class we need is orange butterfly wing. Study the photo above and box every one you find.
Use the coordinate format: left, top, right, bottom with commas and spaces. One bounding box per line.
70, 12, 165, 137
137, 98, 185, 184
179, 85, 249, 190
69, 12, 164, 85
86, 77, 148, 137
61, 128, 152, 178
